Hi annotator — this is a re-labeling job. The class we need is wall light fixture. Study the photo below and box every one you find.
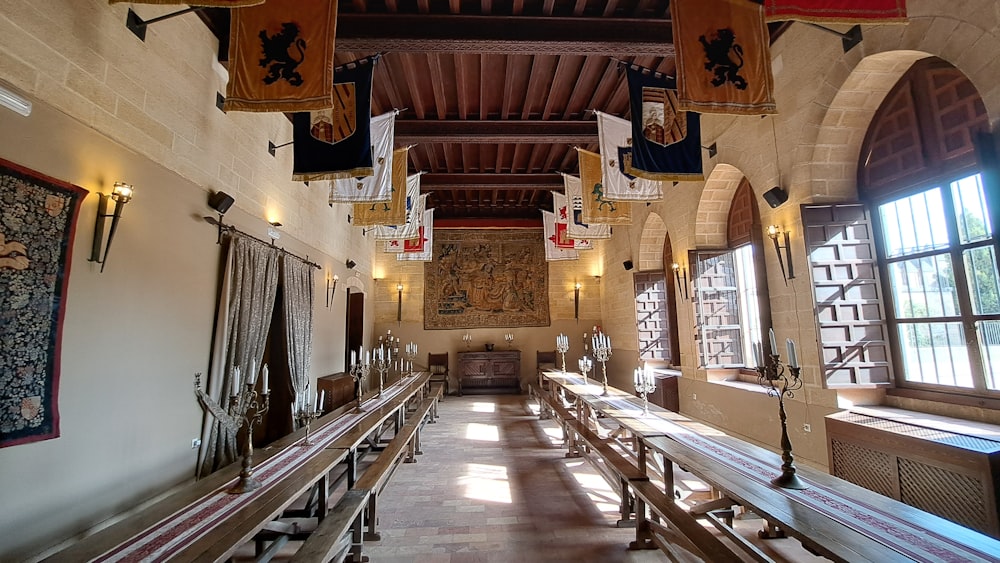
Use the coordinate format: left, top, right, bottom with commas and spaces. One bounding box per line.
90, 182, 134, 273
767, 225, 795, 284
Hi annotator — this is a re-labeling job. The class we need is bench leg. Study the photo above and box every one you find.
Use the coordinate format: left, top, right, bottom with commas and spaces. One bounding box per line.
405, 434, 417, 463
758, 521, 787, 539
429, 398, 438, 423
627, 496, 657, 550
363, 492, 382, 541
348, 509, 370, 562
317, 472, 330, 521
616, 478, 636, 528
414, 426, 423, 456
347, 449, 358, 489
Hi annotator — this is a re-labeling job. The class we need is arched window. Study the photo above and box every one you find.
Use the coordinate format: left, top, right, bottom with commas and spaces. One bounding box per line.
692, 178, 772, 368
859, 57, 998, 394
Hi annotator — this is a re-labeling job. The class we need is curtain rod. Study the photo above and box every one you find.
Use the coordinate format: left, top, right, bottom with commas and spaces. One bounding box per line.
204, 216, 322, 270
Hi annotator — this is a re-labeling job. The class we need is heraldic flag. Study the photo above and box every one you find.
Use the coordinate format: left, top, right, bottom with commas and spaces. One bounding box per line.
353, 147, 410, 226
597, 111, 664, 202
377, 192, 427, 242
543, 211, 579, 262
552, 193, 592, 250
563, 174, 612, 240
398, 210, 435, 262
577, 148, 632, 226
292, 56, 379, 182
326, 111, 397, 203
225, 0, 337, 112
625, 64, 705, 182
671, 0, 776, 115
764, 0, 906, 23
113, 0, 263, 5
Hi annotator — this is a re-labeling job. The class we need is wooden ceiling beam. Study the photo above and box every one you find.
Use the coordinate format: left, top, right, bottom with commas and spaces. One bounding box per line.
421, 173, 561, 191
336, 14, 673, 55
395, 119, 597, 144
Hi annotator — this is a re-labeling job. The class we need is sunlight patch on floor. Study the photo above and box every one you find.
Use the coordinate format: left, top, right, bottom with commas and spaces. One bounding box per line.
570, 467, 620, 515
465, 422, 500, 442
543, 427, 565, 445
460, 463, 512, 503
472, 402, 496, 413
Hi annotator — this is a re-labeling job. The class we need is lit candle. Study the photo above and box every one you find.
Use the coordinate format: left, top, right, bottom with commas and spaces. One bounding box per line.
769, 328, 777, 356
262, 364, 269, 392
787, 338, 798, 368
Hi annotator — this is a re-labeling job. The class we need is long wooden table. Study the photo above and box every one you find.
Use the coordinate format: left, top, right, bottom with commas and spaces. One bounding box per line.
542, 371, 1000, 562
46, 372, 430, 563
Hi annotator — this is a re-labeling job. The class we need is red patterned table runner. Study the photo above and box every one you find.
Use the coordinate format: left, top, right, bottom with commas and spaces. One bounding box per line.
96, 381, 413, 562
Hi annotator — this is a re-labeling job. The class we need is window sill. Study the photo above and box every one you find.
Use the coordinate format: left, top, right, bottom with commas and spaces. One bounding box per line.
844, 404, 1000, 442
886, 387, 1000, 411
710, 377, 772, 396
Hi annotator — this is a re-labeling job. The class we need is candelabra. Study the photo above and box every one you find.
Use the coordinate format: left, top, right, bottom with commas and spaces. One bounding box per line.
504, 332, 514, 348
633, 366, 656, 416
555, 333, 569, 372
404, 341, 418, 377
226, 364, 271, 495
578, 356, 593, 381
296, 406, 320, 446
591, 331, 612, 395
349, 359, 370, 409
462, 332, 472, 349
756, 331, 807, 490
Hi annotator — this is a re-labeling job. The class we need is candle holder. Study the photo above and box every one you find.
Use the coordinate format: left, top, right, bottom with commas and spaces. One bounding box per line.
404, 341, 418, 377
578, 356, 593, 381
462, 332, 472, 349
350, 360, 369, 409
592, 334, 612, 395
757, 355, 807, 490
227, 381, 270, 494
504, 332, 514, 349
634, 367, 656, 416
555, 333, 569, 372
296, 408, 321, 446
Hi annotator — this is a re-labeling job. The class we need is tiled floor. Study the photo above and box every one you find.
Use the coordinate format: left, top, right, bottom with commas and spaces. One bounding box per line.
237, 393, 823, 562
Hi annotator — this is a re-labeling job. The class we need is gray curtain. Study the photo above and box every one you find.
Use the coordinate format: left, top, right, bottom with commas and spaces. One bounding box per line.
282, 256, 315, 423
198, 235, 280, 477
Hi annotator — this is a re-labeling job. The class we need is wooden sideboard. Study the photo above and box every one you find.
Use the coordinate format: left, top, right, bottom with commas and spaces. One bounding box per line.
458, 350, 520, 395
316, 373, 355, 413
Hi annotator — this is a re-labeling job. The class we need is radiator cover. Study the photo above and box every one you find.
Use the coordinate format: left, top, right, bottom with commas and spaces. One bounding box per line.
826, 410, 1000, 538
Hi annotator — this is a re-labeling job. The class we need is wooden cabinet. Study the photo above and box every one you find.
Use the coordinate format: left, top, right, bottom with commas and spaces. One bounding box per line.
458, 350, 520, 395
316, 373, 355, 413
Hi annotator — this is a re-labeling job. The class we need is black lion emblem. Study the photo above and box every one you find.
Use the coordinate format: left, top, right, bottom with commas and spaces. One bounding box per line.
698, 28, 747, 90
259, 22, 306, 87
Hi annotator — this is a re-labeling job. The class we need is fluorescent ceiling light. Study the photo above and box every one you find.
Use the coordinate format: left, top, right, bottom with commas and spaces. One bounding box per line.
0, 85, 32, 117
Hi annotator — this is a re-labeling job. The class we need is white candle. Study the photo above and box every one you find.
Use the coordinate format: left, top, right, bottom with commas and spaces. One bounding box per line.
365, 350, 370, 363
633, 368, 641, 386
752, 342, 761, 368
250, 360, 256, 383
318, 390, 325, 412
232, 366, 240, 395
262, 364, 269, 392
769, 328, 777, 356
351, 350, 357, 366
787, 338, 798, 368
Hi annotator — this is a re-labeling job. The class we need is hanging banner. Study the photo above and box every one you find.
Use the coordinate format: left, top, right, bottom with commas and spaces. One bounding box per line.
323, 111, 396, 202
225, 0, 337, 112
624, 64, 705, 182
563, 174, 612, 240
397, 209, 435, 261
671, 0, 777, 115
764, 0, 906, 23
552, 193, 592, 249
292, 56, 379, 181
353, 148, 410, 226
375, 193, 427, 242
597, 111, 664, 202
543, 210, 579, 261
577, 148, 632, 226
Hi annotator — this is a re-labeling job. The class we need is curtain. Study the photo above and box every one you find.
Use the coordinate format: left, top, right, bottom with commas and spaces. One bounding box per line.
283, 256, 315, 424
197, 235, 280, 477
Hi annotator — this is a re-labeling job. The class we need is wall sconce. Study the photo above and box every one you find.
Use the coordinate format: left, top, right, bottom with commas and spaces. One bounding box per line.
574, 282, 582, 321
767, 225, 795, 285
326, 273, 339, 308
672, 263, 689, 300
90, 182, 134, 273
267, 221, 281, 244
396, 282, 404, 324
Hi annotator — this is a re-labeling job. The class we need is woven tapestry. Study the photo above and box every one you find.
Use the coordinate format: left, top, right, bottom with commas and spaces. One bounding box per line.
0, 158, 88, 447
424, 230, 549, 329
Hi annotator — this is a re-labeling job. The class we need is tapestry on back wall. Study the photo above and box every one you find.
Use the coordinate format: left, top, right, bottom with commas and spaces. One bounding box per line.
424, 229, 549, 329
0, 158, 88, 448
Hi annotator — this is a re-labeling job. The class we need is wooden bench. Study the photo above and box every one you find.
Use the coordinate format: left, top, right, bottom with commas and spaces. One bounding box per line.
355, 397, 437, 542
290, 488, 371, 563
566, 418, 648, 528
426, 382, 444, 423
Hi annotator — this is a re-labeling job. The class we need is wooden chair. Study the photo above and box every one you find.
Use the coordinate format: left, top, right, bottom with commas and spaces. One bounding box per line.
536, 350, 557, 389
428, 352, 449, 396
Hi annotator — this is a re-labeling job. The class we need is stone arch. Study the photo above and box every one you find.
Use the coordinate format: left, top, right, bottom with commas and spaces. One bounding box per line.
807, 3, 1000, 200
638, 213, 667, 271
344, 274, 368, 296
694, 163, 748, 248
